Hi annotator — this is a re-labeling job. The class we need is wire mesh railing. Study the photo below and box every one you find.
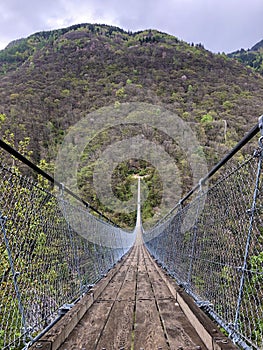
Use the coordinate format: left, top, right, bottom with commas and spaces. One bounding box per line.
144, 119, 263, 349
1, 117, 263, 349
0, 160, 135, 349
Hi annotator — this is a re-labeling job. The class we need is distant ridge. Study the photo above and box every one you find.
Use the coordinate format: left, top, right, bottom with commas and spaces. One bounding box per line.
228, 37, 263, 75
251, 38, 263, 51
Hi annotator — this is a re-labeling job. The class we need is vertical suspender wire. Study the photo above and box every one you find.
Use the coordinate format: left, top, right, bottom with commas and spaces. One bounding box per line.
187, 181, 204, 287
59, 184, 82, 294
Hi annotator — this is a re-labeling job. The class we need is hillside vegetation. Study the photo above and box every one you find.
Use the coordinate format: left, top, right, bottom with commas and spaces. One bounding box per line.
1, 23, 263, 227
229, 39, 263, 75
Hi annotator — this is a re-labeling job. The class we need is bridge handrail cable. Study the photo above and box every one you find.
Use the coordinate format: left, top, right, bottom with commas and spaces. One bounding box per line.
0, 139, 135, 349
0, 139, 118, 227
144, 116, 263, 349
153, 120, 261, 228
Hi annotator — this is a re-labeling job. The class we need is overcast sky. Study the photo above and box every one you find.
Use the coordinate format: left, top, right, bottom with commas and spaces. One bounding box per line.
0, 0, 262, 53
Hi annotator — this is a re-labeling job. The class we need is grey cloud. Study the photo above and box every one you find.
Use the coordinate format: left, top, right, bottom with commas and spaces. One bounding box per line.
0, 0, 262, 52
111, 0, 263, 52
0, 0, 66, 46
72, 0, 263, 52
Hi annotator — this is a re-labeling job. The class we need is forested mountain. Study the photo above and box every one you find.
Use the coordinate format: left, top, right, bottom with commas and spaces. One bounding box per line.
1, 23, 263, 226
228, 38, 263, 75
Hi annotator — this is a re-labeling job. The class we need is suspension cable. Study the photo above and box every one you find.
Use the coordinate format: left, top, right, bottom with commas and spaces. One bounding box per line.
182, 122, 259, 203
0, 139, 119, 227
152, 120, 260, 227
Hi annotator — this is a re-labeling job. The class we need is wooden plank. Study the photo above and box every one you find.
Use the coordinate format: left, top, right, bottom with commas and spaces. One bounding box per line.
98, 264, 130, 301
146, 264, 173, 300
96, 300, 134, 349
158, 299, 207, 349
58, 300, 113, 349
136, 261, 154, 300
134, 299, 169, 350
117, 261, 137, 301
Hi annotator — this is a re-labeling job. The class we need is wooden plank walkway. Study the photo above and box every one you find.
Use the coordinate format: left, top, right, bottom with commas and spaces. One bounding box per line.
30, 242, 238, 350
31, 179, 237, 350
56, 243, 208, 350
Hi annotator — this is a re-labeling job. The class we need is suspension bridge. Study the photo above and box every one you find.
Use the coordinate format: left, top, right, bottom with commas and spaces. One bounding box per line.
0, 117, 263, 350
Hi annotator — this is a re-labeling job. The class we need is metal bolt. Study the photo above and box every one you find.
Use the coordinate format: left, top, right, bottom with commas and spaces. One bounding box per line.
35, 344, 43, 349
215, 338, 228, 344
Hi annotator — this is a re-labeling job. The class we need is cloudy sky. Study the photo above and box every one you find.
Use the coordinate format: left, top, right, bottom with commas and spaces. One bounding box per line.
0, 0, 262, 53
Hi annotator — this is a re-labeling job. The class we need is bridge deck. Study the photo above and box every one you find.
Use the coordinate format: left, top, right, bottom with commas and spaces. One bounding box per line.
31, 242, 237, 350
57, 244, 208, 350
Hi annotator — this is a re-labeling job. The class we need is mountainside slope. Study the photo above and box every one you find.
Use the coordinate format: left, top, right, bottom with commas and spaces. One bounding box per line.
1, 24, 263, 156
1, 23, 263, 226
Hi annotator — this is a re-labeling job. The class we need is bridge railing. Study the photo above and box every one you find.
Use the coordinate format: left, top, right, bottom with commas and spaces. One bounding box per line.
144, 117, 263, 350
0, 142, 134, 349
